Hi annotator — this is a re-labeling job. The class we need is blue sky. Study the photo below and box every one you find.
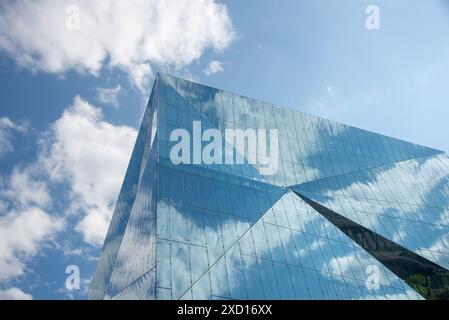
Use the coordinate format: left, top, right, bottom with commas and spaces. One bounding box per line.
0, 0, 448, 300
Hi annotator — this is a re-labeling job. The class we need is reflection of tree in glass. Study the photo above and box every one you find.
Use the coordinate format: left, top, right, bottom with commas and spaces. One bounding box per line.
406, 273, 449, 300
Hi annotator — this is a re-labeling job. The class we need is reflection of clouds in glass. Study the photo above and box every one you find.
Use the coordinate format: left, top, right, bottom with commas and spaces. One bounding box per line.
319, 156, 445, 208
110, 270, 155, 300
163, 200, 253, 299
325, 250, 401, 289
327, 253, 360, 279
437, 208, 449, 226
107, 187, 156, 298
169, 191, 419, 299
300, 154, 449, 269
296, 237, 324, 258
428, 234, 449, 253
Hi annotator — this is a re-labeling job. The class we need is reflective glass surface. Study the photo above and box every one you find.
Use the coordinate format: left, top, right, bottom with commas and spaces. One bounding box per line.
90, 74, 448, 300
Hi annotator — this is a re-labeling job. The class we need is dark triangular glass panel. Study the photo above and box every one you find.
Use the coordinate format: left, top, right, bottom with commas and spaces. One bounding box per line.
291, 153, 449, 271
296, 192, 449, 300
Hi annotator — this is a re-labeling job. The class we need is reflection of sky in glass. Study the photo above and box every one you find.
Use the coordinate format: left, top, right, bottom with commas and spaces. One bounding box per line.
161, 191, 422, 300
295, 153, 449, 270
90, 82, 159, 300
91, 74, 447, 300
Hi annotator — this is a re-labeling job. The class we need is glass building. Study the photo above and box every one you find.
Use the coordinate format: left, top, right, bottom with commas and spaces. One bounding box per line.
90, 73, 449, 300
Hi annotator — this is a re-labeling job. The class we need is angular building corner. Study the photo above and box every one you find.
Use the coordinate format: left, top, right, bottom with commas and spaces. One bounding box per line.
90, 73, 449, 300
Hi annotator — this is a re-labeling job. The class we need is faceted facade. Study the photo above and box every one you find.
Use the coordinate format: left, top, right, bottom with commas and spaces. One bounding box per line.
90, 73, 449, 300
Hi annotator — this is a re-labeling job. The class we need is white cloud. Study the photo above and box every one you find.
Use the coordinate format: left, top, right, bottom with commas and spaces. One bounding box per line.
0, 208, 64, 281
0, 0, 235, 90
76, 208, 113, 246
203, 60, 224, 75
0, 287, 33, 300
96, 85, 121, 108
1, 167, 51, 208
0, 117, 27, 158
41, 96, 137, 245
0, 158, 62, 285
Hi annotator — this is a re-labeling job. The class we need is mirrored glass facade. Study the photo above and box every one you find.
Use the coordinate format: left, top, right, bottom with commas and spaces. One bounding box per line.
90, 73, 449, 300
